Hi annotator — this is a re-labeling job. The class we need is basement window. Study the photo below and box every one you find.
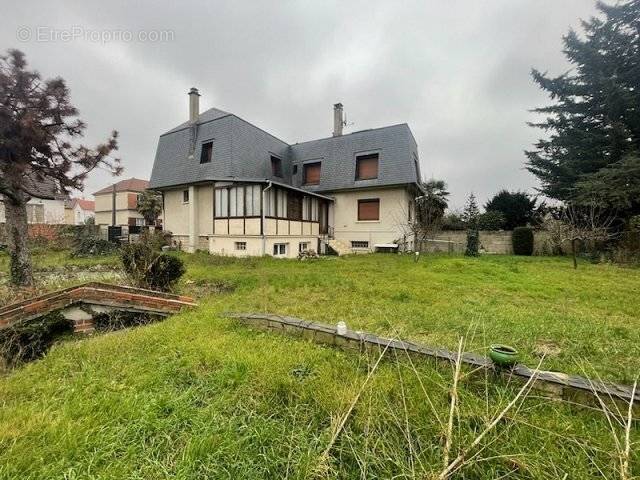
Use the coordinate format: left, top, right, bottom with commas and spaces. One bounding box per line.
273, 243, 287, 256
183, 190, 189, 204
351, 241, 369, 249
355, 153, 379, 180
200, 141, 213, 164
271, 156, 283, 177
235, 242, 247, 251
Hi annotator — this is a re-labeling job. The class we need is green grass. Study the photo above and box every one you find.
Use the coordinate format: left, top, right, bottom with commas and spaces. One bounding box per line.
0, 251, 638, 478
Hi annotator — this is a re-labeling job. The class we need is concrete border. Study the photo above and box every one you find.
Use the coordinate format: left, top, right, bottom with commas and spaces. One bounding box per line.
226, 313, 638, 408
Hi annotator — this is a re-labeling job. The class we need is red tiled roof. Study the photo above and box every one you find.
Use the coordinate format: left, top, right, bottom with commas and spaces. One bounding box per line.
68, 198, 95, 211
93, 178, 149, 196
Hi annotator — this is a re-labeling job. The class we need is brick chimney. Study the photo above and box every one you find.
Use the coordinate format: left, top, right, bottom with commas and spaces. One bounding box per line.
333, 103, 343, 137
188, 87, 200, 123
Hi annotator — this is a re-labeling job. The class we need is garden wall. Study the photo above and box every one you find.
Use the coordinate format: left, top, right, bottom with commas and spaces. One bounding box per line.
416, 230, 549, 255
0, 223, 100, 247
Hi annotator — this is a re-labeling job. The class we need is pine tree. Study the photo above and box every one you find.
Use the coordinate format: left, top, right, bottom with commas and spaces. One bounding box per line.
485, 190, 537, 230
0, 49, 121, 285
526, 0, 640, 217
462, 193, 480, 228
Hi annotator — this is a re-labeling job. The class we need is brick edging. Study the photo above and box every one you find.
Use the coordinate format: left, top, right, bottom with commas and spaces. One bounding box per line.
0, 283, 197, 330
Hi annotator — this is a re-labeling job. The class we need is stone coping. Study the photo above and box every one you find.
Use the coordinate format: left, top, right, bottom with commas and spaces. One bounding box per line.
226, 313, 638, 407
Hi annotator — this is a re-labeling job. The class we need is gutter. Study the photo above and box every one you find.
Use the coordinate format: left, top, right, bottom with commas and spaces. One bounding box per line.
261, 181, 273, 255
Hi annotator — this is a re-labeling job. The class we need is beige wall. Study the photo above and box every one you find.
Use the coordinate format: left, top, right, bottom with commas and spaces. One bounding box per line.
208, 235, 318, 258
95, 210, 142, 226
331, 187, 412, 248
162, 185, 214, 236
419, 230, 550, 255
94, 191, 143, 226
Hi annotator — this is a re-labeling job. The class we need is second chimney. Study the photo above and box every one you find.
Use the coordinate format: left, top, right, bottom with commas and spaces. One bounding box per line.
333, 103, 343, 137
188, 87, 200, 123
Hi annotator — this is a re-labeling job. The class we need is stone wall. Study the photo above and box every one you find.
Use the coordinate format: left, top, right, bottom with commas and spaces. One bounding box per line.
416, 230, 549, 255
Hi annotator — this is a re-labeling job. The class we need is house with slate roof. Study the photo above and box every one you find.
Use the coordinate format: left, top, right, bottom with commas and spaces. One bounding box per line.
149, 88, 423, 257
0, 174, 68, 225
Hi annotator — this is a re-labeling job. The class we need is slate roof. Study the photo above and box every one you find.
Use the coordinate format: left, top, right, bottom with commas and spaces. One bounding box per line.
93, 178, 149, 196
150, 107, 421, 194
20, 172, 67, 200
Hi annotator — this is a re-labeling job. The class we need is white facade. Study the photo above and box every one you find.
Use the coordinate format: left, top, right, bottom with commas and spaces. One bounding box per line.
0, 197, 66, 224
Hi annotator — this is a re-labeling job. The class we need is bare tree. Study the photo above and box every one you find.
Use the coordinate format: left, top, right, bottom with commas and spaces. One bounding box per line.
543, 202, 617, 269
397, 180, 449, 251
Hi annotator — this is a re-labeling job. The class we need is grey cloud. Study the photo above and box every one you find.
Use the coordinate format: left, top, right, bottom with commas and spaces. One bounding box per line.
2, 0, 598, 206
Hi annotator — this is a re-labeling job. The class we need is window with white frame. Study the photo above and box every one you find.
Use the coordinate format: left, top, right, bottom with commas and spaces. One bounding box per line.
215, 185, 261, 218
265, 187, 288, 218
299, 242, 309, 253
182, 190, 189, 203
277, 189, 287, 218
273, 243, 287, 256
135, 218, 145, 226
235, 241, 247, 251
229, 186, 244, 217
302, 196, 318, 221
244, 185, 261, 216
214, 188, 228, 217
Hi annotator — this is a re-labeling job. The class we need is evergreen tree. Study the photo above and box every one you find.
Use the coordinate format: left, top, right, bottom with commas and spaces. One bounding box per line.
137, 190, 163, 226
461, 193, 480, 228
0, 49, 121, 286
526, 0, 640, 217
419, 179, 450, 219
485, 190, 537, 230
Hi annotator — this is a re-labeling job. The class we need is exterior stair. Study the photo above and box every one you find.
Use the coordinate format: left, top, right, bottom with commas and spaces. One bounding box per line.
327, 239, 352, 256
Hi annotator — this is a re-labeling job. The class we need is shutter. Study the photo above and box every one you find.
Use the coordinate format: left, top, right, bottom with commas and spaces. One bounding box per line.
356, 154, 378, 180
304, 163, 321, 184
128, 193, 140, 209
358, 199, 380, 221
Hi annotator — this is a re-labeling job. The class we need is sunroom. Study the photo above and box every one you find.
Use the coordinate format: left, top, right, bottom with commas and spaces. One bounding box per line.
208, 181, 332, 257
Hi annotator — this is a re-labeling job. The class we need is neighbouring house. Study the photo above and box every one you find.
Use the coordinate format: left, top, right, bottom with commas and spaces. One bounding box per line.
0, 175, 68, 225
149, 88, 423, 257
93, 178, 149, 226
64, 198, 95, 225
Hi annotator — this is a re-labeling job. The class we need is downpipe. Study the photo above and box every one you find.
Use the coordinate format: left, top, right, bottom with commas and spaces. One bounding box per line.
261, 181, 273, 256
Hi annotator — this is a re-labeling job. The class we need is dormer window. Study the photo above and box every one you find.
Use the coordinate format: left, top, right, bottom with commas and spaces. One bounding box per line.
303, 162, 321, 185
271, 156, 283, 177
355, 153, 379, 180
200, 141, 213, 164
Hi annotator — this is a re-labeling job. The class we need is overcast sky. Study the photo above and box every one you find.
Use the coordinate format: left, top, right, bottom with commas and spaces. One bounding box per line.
3, 0, 599, 209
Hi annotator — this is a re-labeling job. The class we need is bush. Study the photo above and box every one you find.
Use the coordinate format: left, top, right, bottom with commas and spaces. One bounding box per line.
465, 229, 479, 256
121, 241, 185, 291
93, 311, 163, 332
477, 211, 505, 231
0, 313, 73, 367
512, 227, 534, 256
298, 249, 319, 261
441, 213, 466, 231
72, 236, 119, 257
